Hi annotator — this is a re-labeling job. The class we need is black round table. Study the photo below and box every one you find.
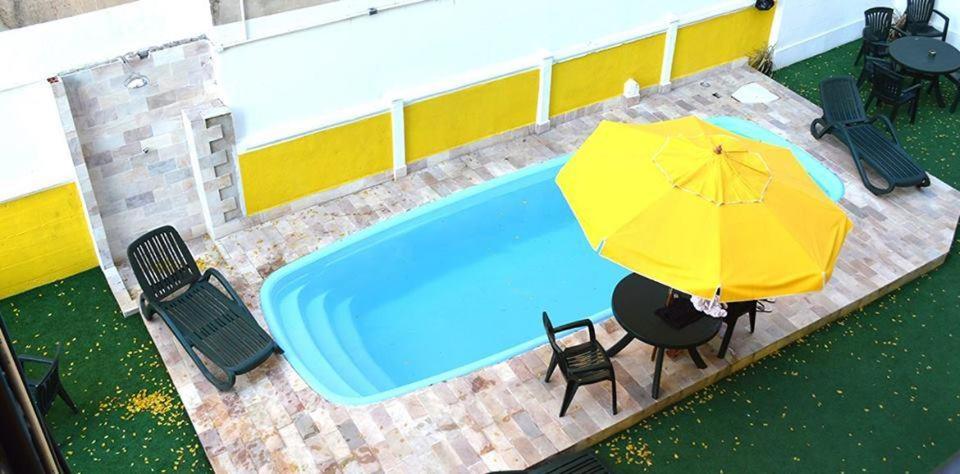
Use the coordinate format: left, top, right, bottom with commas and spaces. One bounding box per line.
606, 274, 721, 399
889, 36, 960, 107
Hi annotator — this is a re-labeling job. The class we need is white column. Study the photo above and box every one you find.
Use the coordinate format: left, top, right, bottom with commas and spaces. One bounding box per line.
767, 0, 786, 69
535, 56, 554, 134
660, 17, 680, 92
390, 99, 407, 179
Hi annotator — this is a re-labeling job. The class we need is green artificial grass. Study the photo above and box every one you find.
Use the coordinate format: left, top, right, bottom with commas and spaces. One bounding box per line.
596, 41, 960, 472
1, 269, 212, 473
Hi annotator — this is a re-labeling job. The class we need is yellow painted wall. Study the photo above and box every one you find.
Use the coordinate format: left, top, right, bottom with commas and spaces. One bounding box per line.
550, 34, 665, 117
239, 113, 393, 214
405, 70, 539, 162
672, 7, 774, 80
0, 183, 98, 299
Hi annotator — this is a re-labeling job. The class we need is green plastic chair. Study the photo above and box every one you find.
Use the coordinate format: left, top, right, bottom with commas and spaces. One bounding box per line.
127, 226, 281, 390
19, 344, 79, 415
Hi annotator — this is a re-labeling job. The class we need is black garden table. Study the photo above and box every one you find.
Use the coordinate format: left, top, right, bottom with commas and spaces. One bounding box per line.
889, 36, 960, 108
606, 274, 721, 399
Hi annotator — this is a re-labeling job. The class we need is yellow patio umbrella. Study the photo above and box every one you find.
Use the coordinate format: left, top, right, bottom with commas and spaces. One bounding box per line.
556, 116, 852, 302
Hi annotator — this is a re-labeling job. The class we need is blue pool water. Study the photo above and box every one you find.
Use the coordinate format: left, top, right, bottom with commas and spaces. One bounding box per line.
261, 156, 628, 405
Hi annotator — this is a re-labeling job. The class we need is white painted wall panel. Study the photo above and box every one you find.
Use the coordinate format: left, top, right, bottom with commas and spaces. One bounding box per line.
216, 0, 739, 149
0, 82, 75, 202
774, 0, 893, 69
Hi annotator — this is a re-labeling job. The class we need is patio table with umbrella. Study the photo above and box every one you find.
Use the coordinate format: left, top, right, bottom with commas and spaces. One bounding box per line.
555, 116, 853, 397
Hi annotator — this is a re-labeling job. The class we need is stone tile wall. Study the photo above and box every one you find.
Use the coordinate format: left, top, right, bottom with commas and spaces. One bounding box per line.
183, 101, 246, 240
61, 40, 216, 263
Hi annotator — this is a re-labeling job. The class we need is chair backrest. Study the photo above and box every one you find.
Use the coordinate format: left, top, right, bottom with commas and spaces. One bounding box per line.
819, 76, 869, 125
871, 65, 910, 102
864, 7, 894, 40
26, 346, 63, 415
542, 312, 570, 377
906, 0, 934, 25
127, 226, 200, 301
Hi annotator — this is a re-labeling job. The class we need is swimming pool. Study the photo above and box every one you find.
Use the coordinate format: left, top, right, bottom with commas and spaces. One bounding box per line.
261, 156, 628, 405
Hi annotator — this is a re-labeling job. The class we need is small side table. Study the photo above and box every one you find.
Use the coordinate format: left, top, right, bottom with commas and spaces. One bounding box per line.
607, 274, 721, 399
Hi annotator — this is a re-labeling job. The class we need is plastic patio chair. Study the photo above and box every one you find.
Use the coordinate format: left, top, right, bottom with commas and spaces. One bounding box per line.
542, 312, 616, 417
855, 7, 894, 65
857, 55, 894, 88
893, 0, 949, 42
866, 64, 923, 124
18, 344, 79, 416
127, 225, 282, 391
810, 76, 930, 195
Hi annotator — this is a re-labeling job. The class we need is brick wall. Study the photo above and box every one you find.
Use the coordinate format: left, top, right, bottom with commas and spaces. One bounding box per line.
62, 40, 215, 263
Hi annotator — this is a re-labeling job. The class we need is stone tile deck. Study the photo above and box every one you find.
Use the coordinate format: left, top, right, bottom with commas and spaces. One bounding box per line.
129, 66, 960, 472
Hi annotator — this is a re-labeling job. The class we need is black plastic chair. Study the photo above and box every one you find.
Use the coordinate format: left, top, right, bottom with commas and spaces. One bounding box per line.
856, 7, 894, 65
894, 0, 949, 42
866, 64, 923, 124
127, 226, 281, 391
811, 76, 931, 195
857, 55, 895, 87
18, 344, 78, 416
542, 312, 616, 417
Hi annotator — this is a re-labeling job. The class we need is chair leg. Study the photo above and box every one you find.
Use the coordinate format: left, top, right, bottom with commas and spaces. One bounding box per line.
559, 382, 578, 417
952, 94, 959, 114
890, 103, 901, 122
854, 43, 865, 65
865, 93, 876, 110
545, 354, 557, 383
57, 386, 79, 413
610, 372, 618, 416
749, 308, 757, 334
717, 318, 737, 359
910, 98, 918, 124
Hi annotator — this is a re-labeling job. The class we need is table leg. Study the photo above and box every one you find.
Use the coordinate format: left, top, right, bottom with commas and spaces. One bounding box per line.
606, 334, 635, 357
934, 76, 946, 107
652, 347, 665, 399
687, 347, 707, 369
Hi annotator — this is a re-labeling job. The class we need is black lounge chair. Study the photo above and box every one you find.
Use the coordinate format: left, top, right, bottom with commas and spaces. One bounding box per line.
856, 7, 894, 65
542, 312, 616, 417
128, 226, 281, 390
810, 76, 930, 195
893, 0, 949, 42
19, 344, 78, 415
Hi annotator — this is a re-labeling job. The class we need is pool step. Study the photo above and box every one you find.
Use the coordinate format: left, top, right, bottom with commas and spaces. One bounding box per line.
325, 296, 397, 392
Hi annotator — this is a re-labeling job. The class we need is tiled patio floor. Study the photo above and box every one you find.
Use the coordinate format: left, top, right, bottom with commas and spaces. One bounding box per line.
124, 66, 960, 472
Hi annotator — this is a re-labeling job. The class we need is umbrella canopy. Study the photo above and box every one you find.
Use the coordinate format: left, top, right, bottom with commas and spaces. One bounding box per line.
556, 116, 852, 302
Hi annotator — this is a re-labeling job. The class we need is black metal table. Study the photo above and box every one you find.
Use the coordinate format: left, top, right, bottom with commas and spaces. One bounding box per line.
606, 274, 721, 399
889, 36, 960, 107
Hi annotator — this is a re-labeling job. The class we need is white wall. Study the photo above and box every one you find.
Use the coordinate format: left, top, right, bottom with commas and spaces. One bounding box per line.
773, 0, 893, 69
0, 82, 75, 202
215, 0, 751, 150
0, 0, 211, 91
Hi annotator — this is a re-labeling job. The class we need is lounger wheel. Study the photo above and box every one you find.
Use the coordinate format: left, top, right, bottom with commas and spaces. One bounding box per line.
810, 118, 829, 139
139, 294, 155, 321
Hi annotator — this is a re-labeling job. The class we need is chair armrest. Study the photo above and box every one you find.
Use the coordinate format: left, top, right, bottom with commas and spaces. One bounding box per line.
552, 319, 596, 341
202, 268, 242, 302
868, 115, 902, 145
933, 9, 949, 32
903, 82, 924, 94
17, 355, 53, 366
